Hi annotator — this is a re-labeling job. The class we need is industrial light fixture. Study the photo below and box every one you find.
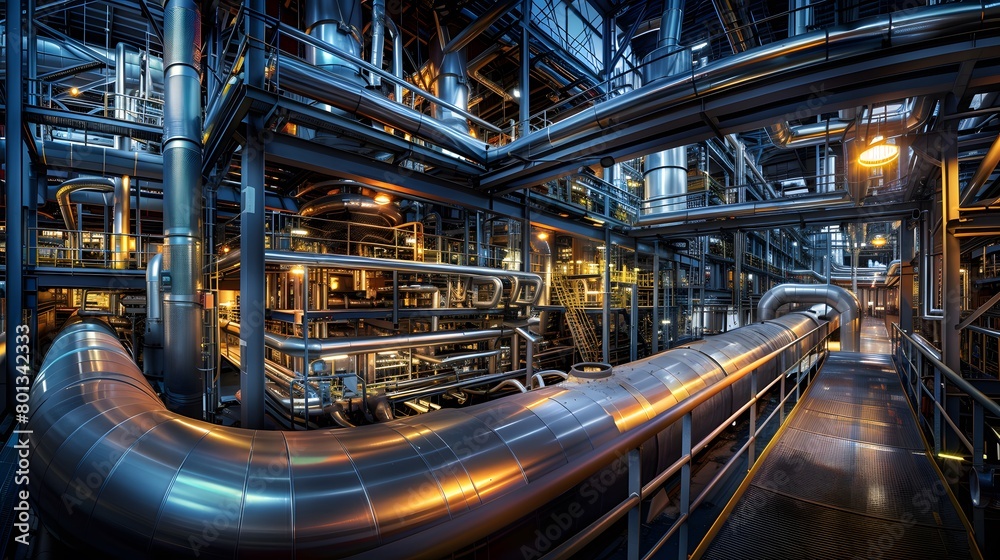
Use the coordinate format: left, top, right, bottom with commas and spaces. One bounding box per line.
290, 265, 305, 275
512, 88, 521, 99
870, 234, 888, 247
858, 135, 899, 167
537, 232, 549, 240
691, 41, 709, 51
290, 227, 309, 236
373, 192, 392, 205
69, 86, 80, 97
583, 214, 605, 225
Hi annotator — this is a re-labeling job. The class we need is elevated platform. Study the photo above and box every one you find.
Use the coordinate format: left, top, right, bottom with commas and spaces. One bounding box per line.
696, 350, 978, 559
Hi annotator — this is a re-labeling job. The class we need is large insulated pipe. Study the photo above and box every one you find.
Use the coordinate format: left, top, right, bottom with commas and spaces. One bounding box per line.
161, 0, 204, 417
30, 308, 828, 557
114, 43, 133, 151
635, 191, 849, 228
494, 2, 1000, 169
144, 253, 164, 378
757, 283, 860, 351
643, 0, 688, 215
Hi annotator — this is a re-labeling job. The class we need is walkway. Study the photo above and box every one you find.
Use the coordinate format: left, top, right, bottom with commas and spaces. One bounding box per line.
695, 334, 977, 558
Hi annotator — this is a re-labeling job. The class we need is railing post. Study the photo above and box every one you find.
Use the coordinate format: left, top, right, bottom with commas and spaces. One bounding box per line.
932, 362, 942, 454
973, 402, 985, 551
779, 365, 786, 424
628, 447, 640, 560
679, 412, 692, 560
749, 368, 758, 465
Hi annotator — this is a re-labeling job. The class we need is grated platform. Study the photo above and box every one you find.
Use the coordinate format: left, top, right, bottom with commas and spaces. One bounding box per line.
697, 351, 975, 559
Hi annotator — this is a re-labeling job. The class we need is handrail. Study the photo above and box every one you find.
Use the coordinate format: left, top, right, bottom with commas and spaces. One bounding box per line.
352, 320, 831, 559
893, 324, 1000, 418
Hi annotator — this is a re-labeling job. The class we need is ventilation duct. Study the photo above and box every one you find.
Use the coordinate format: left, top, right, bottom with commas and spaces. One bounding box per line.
431, 18, 471, 135
30, 306, 829, 557
54, 176, 116, 232
642, 0, 688, 215
161, 0, 204, 417
757, 283, 860, 351
305, 0, 364, 85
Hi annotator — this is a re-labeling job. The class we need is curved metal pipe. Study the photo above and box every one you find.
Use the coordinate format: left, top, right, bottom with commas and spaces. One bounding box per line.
216, 249, 544, 305
757, 283, 860, 351
768, 96, 935, 149
143, 253, 164, 378
471, 276, 504, 309
297, 192, 403, 224
222, 319, 503, 358
31, 310, 830, 557
54, 176, 116, 232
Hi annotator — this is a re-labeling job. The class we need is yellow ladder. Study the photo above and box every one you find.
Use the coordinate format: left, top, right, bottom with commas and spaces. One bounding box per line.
553, 276, 602, 362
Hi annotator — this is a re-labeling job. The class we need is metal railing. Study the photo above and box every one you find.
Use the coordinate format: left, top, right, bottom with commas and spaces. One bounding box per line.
891, 323, 1000, 552
28, 227, 163, 270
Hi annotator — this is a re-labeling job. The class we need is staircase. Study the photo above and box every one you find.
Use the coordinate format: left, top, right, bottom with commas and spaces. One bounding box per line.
552, 275, 602, 363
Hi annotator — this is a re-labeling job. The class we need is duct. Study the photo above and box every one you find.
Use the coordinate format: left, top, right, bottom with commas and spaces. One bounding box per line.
430, 21, 470, 135
216, 249, 544, 305
757, 283, 860, 351
54, 176, 116, 232
494, 3, 998, 170
30, 140, 164, 179
143, 253, 164, 378
161, 0, 204, 417
635, 191, 849, 228
0, 34, 164, 88
30, 310, 828, 557
386, 19, 404, 103
643, 0, 689, 215
305, 0, 364, 85
222, 319, 503, 359
369, 0, 386, 87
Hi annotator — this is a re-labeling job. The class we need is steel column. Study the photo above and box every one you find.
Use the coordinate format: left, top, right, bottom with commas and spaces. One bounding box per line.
520, 0, 530, 138
5, 0, 25, 411
240, 0, 266, 429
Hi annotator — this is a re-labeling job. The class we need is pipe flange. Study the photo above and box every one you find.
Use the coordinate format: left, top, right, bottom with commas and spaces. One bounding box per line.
568, 362, 613, 379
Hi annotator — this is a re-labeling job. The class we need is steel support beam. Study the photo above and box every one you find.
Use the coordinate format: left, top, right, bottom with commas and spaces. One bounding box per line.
240, 1, 266, 429
899, 223, 915, 333
5, 0, 25, 411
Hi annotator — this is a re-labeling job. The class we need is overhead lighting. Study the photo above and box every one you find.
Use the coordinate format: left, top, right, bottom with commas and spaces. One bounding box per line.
291, 227, 309, 236
68, 86, 80, 97
858, 135, 899, 167
691, 41, 709, 51
870, 234, 888, 248
290, 266, 305, 275
583, 214, 605, 225
537, 232, 549, 240
373, 192, 392, 205
512, 88, 521, 99
221, 245, 231, 254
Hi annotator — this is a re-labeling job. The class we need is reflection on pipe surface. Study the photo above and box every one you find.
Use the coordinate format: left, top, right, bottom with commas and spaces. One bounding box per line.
31, 310, 828, 557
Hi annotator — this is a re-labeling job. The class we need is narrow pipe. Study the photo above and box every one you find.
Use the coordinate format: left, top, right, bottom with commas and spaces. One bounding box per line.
215, 249, 544, 305
112, 175, 131, 269
114, 43, 132, 151
143, 253, 164, 378
54, 177, 116, 232
635, 191, 850, 228
369, 0, 386, 87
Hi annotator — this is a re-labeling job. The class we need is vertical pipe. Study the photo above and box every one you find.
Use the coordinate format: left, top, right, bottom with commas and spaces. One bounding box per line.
240, 0, 266, 429
899, 225, 914, 333
113, 175, 131, 269
144, 253, 164, 378
5, 0, 25, 410
520, 0, 530, 138
790, 0, 812, 37
161, 0, 204, 417
369, 0, 386, 88
115, 43, 132, 151
942, 114, 961, 372
643, 0, 688, 215
651, 242, 660, 354
602, 229, 611, 363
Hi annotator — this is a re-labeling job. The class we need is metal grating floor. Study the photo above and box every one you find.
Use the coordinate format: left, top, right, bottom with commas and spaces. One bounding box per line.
699, 351, 974, 559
